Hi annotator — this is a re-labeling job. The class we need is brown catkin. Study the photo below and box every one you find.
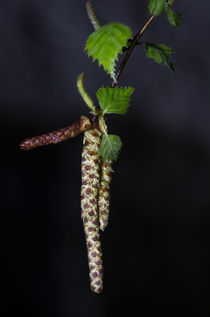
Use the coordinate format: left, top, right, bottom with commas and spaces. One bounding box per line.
19, 116, 91, 150
81, 128, 103, 293
98, 161, 113, 231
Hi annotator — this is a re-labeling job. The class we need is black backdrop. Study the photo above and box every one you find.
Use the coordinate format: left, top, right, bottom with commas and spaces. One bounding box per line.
1, 0, 210, 315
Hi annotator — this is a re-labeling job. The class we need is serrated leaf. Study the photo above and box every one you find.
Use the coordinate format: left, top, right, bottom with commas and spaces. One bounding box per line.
85, 23, 132, 82
166, 6, 181, 28
148, 0, 166, 16
99, 134, 122, 162
143, 42, 174, 73
96, 86, 135, 115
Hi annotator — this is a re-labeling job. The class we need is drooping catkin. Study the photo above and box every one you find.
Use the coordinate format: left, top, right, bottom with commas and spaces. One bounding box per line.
81, 128, 103, 293
98, 161, 113, 231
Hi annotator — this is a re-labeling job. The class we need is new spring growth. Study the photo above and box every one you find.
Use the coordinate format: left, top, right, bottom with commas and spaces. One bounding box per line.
77, 73, 96, 114
19, 0, 180, 293
86, 0, 100, 31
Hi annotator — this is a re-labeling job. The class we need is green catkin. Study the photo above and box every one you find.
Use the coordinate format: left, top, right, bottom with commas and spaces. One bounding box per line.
77, 73, 96, 113
81, 128, 103, 293
98, 161, 113, 231
86, 1, 101, 31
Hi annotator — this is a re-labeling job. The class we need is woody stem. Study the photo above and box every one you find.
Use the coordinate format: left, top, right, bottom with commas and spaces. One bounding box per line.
111, 15, 155, 88
111, 0, 176, 88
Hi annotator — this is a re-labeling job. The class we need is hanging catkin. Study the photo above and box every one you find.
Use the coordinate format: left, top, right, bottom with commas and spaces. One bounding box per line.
81, 128, 103, 293
98, 161, 113, 231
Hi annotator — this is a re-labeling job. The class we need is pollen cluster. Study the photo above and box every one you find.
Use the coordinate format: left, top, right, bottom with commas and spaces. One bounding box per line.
81, 128, 103, 293
98, 161, 113, 231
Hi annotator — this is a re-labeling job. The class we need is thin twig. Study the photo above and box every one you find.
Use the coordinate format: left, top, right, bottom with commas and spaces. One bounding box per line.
111, 15, 155, 88
111, 0, 177, 87
168, 0, 175, 6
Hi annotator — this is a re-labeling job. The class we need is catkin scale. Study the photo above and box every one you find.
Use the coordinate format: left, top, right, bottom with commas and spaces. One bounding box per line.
81, 128, 103, 293
20, 116, 91, 150
98, 161, 113, 231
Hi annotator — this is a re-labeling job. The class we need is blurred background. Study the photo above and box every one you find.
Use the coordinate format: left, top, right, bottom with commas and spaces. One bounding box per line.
1, 0, 210, 315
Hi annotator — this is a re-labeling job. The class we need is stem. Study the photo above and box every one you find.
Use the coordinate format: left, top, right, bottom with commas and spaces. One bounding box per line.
168, 0, 175, 7
111, 0, 176, 88
98, 116, 107, 135
111, 15, 155, 88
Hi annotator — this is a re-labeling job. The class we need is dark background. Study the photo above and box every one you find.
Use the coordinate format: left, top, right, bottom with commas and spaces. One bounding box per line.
1, 0, 210, 315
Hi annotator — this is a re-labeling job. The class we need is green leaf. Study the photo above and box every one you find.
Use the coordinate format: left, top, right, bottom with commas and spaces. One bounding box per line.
166, 6, 181, 28
143, 42, 174, 73
148, 0, 166, 16
85, 23, 132, 82
96, 86, 135, 115
99, 134, 122, 162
